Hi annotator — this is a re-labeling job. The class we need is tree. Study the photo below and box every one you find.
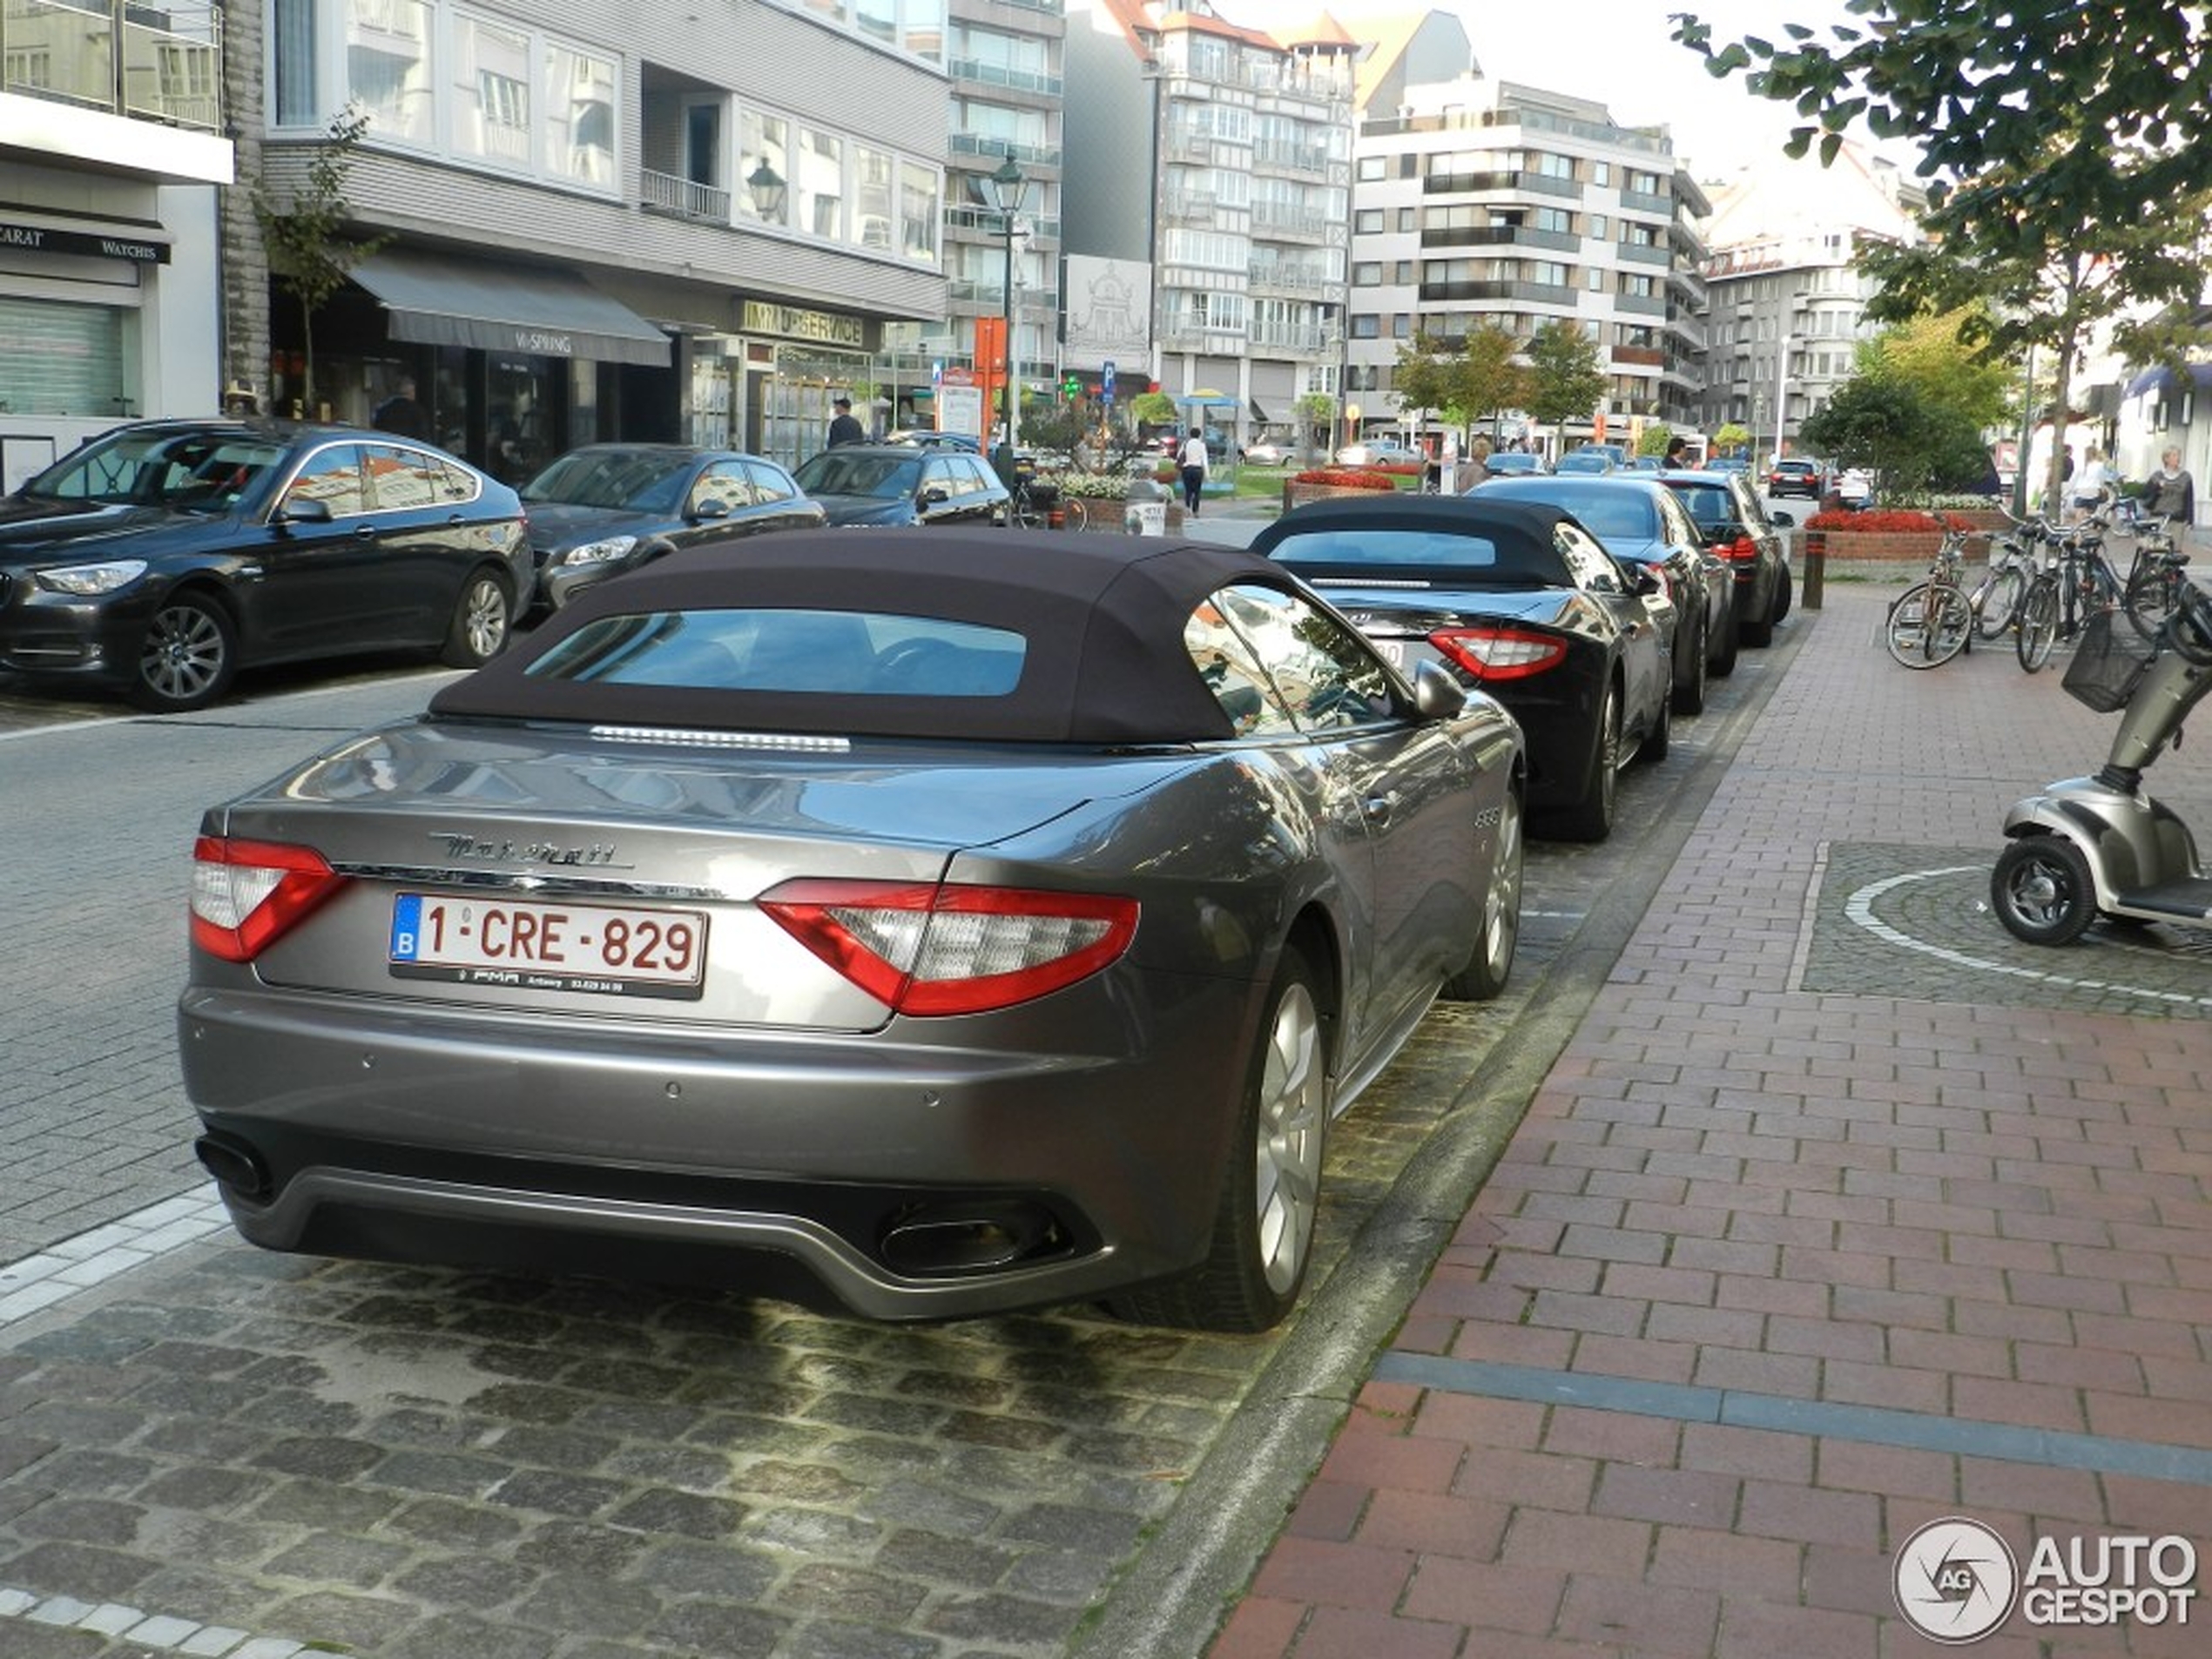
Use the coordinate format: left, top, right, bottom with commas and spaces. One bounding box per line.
1635, 424, 1676, 459
1297, 392, 1337, 459
1798, 374, 1986, 494
1393, 326, 1529, 451
1715, 421, 1752, 459
251, 105, 389, 415
1675, 3, 2212, 514
1857, 306, 2013, 435
1523, 321, 1608, 453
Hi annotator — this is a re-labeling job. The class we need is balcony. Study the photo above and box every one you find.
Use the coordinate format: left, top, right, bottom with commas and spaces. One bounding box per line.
944, 57, 1062, 99
1, 0, 225, 133
1618, 241, 1669, 266
1619, 188, 1673, 216
1250, 262, 1328, 294
1615, 293, 1667, 316
1249, 322, 1332, 355
1612, 345, 1665, 368
1424, 226, 1578, 253
1420, 279, 1576, 307
1252, 203, 1332, 241
1162, 192, 1219, 228
950, 132, 1061, 170
1426, 169, 1580, 199
640, 169, 732, 224
1253, 138, 1329, 176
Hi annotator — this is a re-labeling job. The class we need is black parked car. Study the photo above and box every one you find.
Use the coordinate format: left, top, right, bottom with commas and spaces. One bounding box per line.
1253, 495, 1673, 843
792, 445, 1011, 527
521, 444, 826, 613
0, 419, 529, 711
1657, 469, 1795, 647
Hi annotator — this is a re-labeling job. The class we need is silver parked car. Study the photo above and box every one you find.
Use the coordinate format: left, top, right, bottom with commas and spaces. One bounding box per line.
179, 529, 1526, 1332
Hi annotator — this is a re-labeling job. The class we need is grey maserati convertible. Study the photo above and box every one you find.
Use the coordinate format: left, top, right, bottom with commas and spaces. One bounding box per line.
179, 529, 1526, 1332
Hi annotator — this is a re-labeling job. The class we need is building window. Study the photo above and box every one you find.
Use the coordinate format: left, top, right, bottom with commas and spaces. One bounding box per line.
1397, 206, 1417, 233
798, 127, 846, 239
347, 0, 435, 145
454, 15, 532, 167
740, 107, 791, 228
1351, 314, 1380, 339
544, 41, 616, 185
900, 158, 939, 262
1355, 209, 1383, 233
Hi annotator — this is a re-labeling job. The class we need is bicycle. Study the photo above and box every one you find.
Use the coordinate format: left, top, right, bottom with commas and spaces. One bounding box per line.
2114, 512, 2191, 637
2014, 512, 2128, 671
1885, 529, 1977, 668
1965, 523, 2040, 640
1004, 478, 1042, 529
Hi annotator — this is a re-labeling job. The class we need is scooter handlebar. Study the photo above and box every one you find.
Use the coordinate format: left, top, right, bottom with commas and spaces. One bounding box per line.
2171, 578, 2212, 666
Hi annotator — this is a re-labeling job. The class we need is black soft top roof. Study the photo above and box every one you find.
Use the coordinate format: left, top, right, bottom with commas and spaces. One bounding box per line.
1252, 493, 1579, 582
431, 528, 1300, 743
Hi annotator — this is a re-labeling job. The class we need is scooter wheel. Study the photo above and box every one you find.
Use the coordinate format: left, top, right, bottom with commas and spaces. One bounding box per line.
1990, 836, 2099, 946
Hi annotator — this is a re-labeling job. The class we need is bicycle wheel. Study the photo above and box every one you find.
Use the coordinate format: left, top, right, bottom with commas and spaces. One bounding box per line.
1974, 564, 2025, 639
1885, 582, 1972, 668
2125, 561, 2184, 638
1061, 496, 1090, 531
2016, 577, 2060, 671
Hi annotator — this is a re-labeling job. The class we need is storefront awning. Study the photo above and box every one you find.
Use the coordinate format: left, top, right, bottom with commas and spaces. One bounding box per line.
350, 249, 671, 368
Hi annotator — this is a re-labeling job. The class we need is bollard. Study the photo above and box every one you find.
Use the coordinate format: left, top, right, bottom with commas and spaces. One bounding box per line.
1801, 531, 1824, 610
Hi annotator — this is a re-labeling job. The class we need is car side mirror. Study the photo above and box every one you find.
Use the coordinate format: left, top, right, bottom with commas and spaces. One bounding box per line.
1770, 510, 1796, 528
920, 486, 951, 506
273, 496, 333, 527
689, 497, 729, 521
1410, 659, 1467, 720
1633, 567, 1664, 597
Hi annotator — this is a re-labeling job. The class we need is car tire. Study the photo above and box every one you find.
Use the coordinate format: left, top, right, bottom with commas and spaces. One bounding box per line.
1640, 675, 1671, 761
1990, 836, 2099, 946
1773, 560, 1794, 625
1673, 611, 1709, 715
1442, 785, 1521, 1001
1709, 603, 1740, 678
1549, 681, 1620, 843
442, 569, 513, 668
1739, 582, 1776, 648
1116, 947, 1328, 1333
131, 590, 238, 712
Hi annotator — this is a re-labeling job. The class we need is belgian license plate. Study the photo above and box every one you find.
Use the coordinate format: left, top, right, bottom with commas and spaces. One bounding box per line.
388, 894, 707, 1000
1374, 638, 1406, 668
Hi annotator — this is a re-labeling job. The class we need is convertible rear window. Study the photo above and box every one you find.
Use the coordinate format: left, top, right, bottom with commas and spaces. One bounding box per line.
523, 608, 1027, 698
1264, 527, 1562, 584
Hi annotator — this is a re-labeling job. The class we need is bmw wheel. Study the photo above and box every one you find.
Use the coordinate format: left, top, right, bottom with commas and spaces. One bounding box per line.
132, 592, 238, 712
1991, 836, 2098, 946
1673, 611, 1709, 715
1119, 948, 1328, 1332
442, 569, 512, 668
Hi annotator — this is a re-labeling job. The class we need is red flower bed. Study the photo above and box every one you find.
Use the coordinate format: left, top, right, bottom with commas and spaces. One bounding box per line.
1804, 509, 1975, 533
1291, 467, 1398, 489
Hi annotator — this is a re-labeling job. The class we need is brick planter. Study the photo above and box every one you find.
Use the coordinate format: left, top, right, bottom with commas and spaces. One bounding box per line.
1283, 482, 1399, 511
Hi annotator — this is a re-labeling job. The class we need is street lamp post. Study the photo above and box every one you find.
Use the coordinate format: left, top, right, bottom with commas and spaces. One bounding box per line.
990, 155, 1030, 454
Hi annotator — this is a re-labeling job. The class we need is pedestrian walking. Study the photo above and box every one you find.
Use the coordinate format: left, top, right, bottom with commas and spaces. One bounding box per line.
2140, 445, 2195, 535
1177, 428, 1209, 517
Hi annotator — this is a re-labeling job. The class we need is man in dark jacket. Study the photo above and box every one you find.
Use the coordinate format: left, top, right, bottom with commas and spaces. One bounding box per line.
826, 396, 866, 448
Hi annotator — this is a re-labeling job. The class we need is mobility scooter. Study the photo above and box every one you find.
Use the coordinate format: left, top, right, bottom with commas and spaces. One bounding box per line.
1991, 577, 2212, 945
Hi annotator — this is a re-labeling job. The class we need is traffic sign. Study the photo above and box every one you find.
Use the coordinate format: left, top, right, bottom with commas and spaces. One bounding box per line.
1103, 360, 1116, 408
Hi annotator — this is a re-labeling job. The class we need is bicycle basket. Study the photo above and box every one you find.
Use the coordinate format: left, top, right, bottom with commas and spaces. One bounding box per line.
2060, 609, 2156, 712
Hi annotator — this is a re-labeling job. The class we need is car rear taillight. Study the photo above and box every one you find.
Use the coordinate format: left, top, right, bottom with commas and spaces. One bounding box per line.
759, 879, 1139, 1015
1718, 535, 1760, 563
191, 836, 347, 962
1428, 626, 1568, 681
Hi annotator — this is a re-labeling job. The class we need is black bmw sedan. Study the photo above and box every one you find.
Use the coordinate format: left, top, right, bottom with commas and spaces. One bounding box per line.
0, 419, 529, 711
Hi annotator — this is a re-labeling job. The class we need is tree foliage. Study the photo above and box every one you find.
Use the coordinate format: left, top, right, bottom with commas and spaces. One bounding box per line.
1674, 2, 2212, 510
1394, 323, 1534, 447
1522, 321, 1608, 446
251, 105, 390, 412
1856, 306, 2013, 434
1798, 374, 1987, 493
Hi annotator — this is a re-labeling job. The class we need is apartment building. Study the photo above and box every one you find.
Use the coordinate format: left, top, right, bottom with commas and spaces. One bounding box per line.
234, 0, 951, 475
1063, 0, 1355, 448
1698, 142, 1925, 462
932, 0, 1063, 440
1347, 59, 1710, 455
0, 0, 233, 486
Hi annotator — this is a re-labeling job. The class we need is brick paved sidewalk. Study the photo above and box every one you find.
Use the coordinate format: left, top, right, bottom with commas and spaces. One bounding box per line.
1215, 583, 2212, 1658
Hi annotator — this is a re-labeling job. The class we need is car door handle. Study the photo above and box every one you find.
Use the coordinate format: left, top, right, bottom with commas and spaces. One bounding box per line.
1362, 792, 1397, 826
353, 523, 379, 540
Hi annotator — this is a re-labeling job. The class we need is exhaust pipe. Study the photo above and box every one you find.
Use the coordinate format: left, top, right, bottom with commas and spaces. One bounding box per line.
194, 1133, 273, 1201
880, 1202, 1062, 1277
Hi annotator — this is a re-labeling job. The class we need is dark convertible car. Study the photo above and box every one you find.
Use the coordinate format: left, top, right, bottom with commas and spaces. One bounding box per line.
0, 419, 528, 711
1254, 495, 1672, 842
179, 529, 1526, 1332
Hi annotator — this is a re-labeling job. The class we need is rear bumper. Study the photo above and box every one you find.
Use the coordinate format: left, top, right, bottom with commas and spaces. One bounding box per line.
178, 972, 1256, 1321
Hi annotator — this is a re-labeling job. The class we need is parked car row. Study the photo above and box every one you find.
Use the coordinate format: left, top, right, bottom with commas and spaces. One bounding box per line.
170, 472, 1793, 1333
0, 421, 1022, 711
1251, 469, 1793, 842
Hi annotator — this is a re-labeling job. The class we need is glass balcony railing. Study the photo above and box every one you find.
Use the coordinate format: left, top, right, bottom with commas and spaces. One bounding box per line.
2, 0, 225, 132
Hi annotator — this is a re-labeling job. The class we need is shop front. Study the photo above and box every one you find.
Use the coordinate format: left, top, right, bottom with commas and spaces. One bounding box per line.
280, 244, 677, 486
732, 297, 880, 468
